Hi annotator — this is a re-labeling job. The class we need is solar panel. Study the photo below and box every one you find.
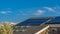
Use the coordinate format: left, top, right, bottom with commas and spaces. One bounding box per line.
48, 16, 60, 24
16, 18, 49, 26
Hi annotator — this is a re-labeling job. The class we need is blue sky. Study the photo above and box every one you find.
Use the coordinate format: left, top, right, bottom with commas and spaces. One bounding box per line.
0, 0, 60, 23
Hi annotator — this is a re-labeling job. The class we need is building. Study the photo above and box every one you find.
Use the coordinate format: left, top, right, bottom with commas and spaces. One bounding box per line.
14, 16, 60, 34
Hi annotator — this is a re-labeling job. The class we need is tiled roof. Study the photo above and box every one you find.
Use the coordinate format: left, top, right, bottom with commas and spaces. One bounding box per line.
14, 25, 48, 34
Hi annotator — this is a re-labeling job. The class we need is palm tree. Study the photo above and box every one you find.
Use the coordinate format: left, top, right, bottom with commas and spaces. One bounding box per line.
0, 23, 14, 34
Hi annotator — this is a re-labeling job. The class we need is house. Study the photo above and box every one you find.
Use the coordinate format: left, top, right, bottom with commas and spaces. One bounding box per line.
14, 16, 60, 34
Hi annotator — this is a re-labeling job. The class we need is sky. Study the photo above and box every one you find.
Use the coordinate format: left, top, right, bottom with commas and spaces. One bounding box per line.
0, 0, 60, 23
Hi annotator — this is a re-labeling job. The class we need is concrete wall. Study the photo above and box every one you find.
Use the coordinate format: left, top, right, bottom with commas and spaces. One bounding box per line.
49, 24, 60, 27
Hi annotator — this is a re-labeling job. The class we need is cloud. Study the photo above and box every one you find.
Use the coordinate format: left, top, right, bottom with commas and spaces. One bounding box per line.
17, 13, 27, 15
34, 10, 44, 16
43, 7, 55, 12
16, 11, 27, 15
0, 11, 12, 14
34, 6, 58, 16
7, 11, 12, 13
43, 6, 60, 15
0, 11, 7, 14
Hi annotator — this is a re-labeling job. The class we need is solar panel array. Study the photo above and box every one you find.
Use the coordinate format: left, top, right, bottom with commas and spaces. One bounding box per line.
48, 16, 60, 24
16, 18, 49, 26
16, 16, 60, 26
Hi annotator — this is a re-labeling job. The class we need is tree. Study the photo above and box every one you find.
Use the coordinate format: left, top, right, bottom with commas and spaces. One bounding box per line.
0, 23, 14, 34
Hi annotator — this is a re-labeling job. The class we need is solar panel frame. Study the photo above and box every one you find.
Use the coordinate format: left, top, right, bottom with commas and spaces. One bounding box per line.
16, 18, 49, 26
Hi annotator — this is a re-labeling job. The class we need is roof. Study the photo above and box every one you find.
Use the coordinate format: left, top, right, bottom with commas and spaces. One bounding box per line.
16, 18, 49, 26
14, 24, 48, 34
14, 16, 60, 34
14, 18, 52, 34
